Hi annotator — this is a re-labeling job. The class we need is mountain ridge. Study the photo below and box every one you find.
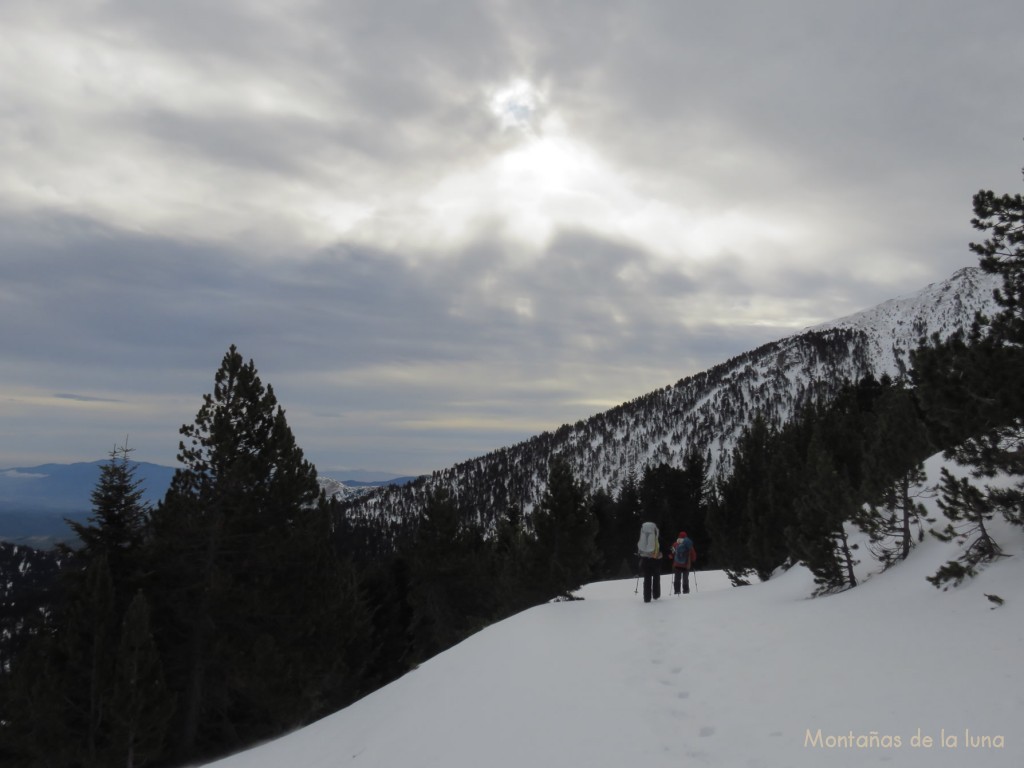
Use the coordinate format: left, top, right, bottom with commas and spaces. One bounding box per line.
342, 266, 1002, 530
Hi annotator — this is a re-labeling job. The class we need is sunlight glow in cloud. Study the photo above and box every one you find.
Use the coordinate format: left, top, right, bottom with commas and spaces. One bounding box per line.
400, 106, 812, 271
489, 79, 544, 133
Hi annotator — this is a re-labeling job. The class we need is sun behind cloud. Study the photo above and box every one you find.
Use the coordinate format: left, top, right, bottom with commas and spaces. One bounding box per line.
394, 79, 637, 253
389, 80, 803, 270
489, 79, 544, 133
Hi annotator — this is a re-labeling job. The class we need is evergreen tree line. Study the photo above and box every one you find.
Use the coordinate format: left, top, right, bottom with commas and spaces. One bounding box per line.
0, 349, 710, 768
707, 165, 1024, 593
706, 375, 938, 592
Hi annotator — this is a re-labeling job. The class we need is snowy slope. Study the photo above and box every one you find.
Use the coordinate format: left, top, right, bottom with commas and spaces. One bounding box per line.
812, 266, 1002, 380
203, 456, 1023, 768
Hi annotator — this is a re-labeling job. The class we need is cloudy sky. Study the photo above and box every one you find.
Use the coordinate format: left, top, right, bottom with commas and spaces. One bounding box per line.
2, 1, 1022, 476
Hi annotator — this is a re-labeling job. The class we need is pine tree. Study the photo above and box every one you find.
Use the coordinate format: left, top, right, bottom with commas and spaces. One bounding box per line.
707, 415, 788, 583
786, 430, 859, 594
865, 463, 932, 569
971, 180, 1024, 348
1, 623, 74, 765
358, 554, 415, 689
109, 591, 174, 768
4, 556, 119, 767
680, 449, 711, 532
530, 457, 597, 599
615, 469, 643, 575
860, 383, 936, 567
913, 164, 1024, 586
147, 345, 369, 761
65, 442, 150, 613
927, 467, 1006, 588
3, 445, 155, 766
639, 463, 679, 536
590, 488, 622, 579
746, 427, 803, 581
407, 488, 494, 659
492, 502, 535, 611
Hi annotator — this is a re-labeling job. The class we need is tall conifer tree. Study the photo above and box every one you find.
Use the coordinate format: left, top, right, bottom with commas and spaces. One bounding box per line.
914, 165, 1024, 585
786, 429, 859, 593
148, 345, 368, 762
3, 444, 154, 766
530, 457, 597, 598
407, 489, 494, 659
109, 591, 173, 768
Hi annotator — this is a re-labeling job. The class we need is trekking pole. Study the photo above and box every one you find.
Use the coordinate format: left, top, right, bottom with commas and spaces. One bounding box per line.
693, 568, 698, 593
634, 554, 640, 594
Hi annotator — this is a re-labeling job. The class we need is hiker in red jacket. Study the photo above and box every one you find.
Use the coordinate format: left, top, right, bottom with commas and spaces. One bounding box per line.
670, 531, 695, 595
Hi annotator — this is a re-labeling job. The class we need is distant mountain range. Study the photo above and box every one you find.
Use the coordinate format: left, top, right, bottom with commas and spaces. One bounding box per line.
342, 266, 1002, 532
0, 462, 415, 547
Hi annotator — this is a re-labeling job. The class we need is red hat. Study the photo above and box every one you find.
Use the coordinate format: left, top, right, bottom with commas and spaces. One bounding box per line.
679, 531, 687, 538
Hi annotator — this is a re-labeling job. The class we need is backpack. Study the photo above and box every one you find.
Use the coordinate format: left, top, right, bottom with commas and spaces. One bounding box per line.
638, 522, 659, 557
673, 538, 696, 567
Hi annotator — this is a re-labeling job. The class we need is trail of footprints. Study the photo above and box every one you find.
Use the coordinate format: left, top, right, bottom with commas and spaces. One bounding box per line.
647, 608, 787, 761
651, 657, 714, 733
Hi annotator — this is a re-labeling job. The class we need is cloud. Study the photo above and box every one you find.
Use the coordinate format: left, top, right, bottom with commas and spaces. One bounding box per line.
0, 211, 797, 471
53, 393, 123, 403
1, 469, 47, 479
1, 0, 1022, 472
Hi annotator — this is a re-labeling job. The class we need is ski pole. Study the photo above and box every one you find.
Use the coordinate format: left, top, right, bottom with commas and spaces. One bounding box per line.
634, 554, 641, 594
693, 568, 698, 593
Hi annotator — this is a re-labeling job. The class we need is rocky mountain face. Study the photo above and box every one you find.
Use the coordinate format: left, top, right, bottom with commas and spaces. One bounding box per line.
342, 266, 1001, 529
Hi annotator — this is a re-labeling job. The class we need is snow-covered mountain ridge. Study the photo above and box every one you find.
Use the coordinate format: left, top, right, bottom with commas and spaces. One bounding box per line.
812, 266, 1001, 379
318, 476, 369, 503
344, 266, 1002, 529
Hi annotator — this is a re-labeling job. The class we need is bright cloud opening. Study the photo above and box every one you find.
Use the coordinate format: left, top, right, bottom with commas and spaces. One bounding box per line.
489, 79, 544, 133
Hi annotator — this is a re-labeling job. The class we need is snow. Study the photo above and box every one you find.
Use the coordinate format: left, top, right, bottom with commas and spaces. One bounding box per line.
203, 456, 1024, 768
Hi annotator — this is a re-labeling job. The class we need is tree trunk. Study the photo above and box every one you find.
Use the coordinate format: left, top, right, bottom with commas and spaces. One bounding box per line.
180, 510, 222, 758
900, 474, 912, 561
839, 528, 858, 589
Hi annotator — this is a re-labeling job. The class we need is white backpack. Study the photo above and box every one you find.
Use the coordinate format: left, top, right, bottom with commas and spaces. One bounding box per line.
637, 522, 659, 557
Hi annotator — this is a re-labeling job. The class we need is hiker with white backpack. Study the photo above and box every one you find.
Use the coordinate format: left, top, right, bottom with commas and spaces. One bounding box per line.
636, 521, 663, 603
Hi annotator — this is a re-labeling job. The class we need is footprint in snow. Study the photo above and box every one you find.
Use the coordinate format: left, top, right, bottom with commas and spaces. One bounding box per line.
699, 726, 716, 737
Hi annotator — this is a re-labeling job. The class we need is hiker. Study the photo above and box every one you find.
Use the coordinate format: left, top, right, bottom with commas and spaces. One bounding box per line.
670, 530, 695, 595
637, 521, 662, 603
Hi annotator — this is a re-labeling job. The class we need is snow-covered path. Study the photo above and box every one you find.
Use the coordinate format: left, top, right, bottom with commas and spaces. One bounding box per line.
204, 512, 1023, 768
